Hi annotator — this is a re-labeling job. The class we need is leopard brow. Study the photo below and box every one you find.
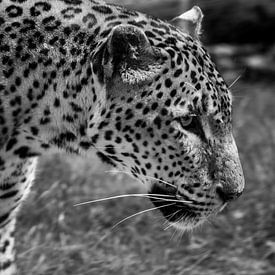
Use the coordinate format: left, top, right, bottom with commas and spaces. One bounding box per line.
170, 81, 203, 117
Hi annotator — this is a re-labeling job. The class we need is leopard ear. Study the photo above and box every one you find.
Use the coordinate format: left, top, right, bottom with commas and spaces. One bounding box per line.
170, 6, 203, 39
92, 25, 164, 85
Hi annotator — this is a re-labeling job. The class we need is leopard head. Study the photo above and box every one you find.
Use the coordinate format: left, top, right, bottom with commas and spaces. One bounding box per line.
90, 6, 245, 230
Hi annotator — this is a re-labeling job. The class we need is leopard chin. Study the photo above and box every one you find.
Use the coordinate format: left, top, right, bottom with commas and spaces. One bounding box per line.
149, 182, 225, 230
168, 203, 228, 231
169, 218, 205, 232
150, 196, 207, 230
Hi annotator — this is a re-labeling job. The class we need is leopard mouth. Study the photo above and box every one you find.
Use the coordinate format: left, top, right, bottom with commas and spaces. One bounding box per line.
149, 182, 207, 229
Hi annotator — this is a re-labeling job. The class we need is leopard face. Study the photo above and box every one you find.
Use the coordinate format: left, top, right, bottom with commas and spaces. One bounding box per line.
89, 10, 245, 230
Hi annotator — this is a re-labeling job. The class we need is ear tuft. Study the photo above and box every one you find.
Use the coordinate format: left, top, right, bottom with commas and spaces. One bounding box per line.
170, 6, 203, 39
92, 25, 164, 85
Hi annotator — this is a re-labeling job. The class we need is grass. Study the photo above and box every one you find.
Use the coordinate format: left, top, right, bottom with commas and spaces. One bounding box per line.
16, 79, 275, 275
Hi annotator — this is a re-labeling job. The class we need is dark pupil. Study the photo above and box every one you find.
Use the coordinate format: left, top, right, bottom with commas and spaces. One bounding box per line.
180, 117, 192, 127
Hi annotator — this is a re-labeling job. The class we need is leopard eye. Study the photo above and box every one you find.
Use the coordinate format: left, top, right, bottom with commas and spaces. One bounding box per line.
175, 116, 207, 142
176, 116, 193, 129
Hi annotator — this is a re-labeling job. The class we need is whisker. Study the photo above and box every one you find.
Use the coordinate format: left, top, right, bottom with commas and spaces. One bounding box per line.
92, 203, 175, 249
163, 212, 176, 227
74, 193, 175, 206
167, 215, 184, 232
91, 148, 176, 190
111, 203, 175, 229
164, 223, 174, 231
170, 226, 178, 241
147, 197, 182, 203
107, 170, 177, 190
151, 198, 192, 204
144, 175, 177, 189
229, 74, 242, 89
163, 210, 181, 231
172, 215, 184, 230
178, 217, 186, 240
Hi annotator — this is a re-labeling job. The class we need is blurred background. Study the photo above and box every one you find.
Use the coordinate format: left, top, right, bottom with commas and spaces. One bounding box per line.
18, 0, 275, 274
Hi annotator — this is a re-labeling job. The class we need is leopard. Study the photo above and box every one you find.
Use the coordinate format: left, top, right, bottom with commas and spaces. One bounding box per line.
0, 0, 245, 274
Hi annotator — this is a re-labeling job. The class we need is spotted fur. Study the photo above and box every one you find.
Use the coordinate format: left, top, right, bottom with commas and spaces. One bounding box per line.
0, 0, 245, 274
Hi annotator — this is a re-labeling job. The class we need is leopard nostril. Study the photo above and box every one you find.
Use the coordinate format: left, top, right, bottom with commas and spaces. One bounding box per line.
216, 186, 242, 203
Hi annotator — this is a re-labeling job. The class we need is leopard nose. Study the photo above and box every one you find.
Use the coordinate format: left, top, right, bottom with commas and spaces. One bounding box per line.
216, 185, 243, 203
